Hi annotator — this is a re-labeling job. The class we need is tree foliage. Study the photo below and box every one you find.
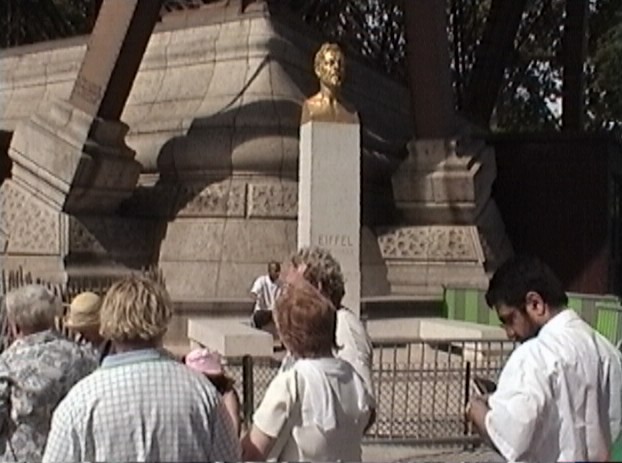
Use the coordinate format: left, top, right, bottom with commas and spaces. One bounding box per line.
0, 0, 620, 135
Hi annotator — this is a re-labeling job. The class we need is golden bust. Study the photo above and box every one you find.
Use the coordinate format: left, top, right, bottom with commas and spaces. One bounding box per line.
301, 43, 358, 124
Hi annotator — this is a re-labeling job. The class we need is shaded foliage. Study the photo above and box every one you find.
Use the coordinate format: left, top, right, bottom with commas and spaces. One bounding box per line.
0, 0, 620, 135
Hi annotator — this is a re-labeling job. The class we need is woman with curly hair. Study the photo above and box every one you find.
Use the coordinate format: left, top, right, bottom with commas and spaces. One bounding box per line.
241, 276, 373, 461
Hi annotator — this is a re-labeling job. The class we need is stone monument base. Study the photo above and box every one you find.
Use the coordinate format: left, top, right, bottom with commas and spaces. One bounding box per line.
8, 99, 141, 214
385, 135, 513, 296
0, 181, 159, 284
377, 225, 489, 296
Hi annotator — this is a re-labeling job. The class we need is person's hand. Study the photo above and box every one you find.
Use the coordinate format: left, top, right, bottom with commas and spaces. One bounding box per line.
465, 394, 490, 422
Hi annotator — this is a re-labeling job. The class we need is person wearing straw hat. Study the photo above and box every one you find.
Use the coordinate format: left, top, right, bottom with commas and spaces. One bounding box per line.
64, 292, 113, 363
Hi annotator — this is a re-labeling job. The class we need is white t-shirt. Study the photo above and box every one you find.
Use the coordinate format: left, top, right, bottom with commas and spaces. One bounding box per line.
253, 357, 372, 462
250, 275, 281, 312
279, 307, 375, 405
335, 308, 375, 401
485, 309, 622, 462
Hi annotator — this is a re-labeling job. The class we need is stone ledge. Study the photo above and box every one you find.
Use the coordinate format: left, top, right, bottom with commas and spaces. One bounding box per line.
188, 318, 273, 357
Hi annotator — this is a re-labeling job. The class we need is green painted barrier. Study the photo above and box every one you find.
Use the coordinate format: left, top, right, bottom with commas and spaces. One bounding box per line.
612, 433, 622, 461
443, 287, 622, 344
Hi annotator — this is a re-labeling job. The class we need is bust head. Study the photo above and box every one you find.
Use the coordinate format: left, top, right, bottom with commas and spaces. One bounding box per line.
314, 43, 345, 94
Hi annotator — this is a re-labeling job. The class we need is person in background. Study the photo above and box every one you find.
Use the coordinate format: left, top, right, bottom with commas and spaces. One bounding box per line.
64, 291, 113, 363
42, 276, 240, 462
0, 285, 97, 462
466, 256, 622, 462
241, 277, 373, 461
184, 348, 241, 435
249, 261, 282, 330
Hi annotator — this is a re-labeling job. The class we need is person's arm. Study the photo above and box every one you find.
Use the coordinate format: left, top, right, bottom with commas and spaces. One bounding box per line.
335, 310, 375, 402
249, 277, 262, 303
209, 400, 242, 462
222, 389, 241, 436
241, 370, 296, 461
476, 347, 548, 462
466, 395, 496, 449
241, 425, 276, 461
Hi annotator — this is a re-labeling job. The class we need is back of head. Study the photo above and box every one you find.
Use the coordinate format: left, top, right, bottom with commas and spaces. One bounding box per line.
486, 255, 568, 309
291, 246, 345, 309
5, 284, 60, 334
100, 276, 172, 345
275, 277, 337, 358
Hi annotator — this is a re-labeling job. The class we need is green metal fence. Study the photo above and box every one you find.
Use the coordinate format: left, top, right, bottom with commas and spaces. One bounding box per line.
443, 287, 622, 345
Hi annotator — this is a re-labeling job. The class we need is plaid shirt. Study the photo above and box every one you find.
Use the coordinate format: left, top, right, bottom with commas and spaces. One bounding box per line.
0, 330, 97, 462
42, 348, 241, 462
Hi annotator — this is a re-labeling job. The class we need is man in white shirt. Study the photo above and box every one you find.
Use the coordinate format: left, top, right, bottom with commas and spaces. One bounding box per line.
249, 261, 282, 329
466, 256, 622, 462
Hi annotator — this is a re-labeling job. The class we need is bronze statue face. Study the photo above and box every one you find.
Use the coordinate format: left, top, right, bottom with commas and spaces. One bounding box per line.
315, 44, 345, 90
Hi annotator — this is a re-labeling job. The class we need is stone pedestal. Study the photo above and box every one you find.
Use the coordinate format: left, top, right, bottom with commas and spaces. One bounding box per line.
381, 136, 513, 296
298, 121, 361, 315
0, 180, 159, 284
188, 319, 273, 357
9, 99, 141, 214
1, 98, 155, 282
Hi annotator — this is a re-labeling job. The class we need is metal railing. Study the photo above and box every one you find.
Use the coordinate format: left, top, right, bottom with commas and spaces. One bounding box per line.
225, 338, 516, 446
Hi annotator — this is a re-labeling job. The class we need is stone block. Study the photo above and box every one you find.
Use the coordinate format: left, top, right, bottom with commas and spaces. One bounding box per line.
299, 121, 361, 315
243, 57, 274, 96
159, 219, 226, 261
378, 226, 485, 262
207, 61, 248, 97
214, 262, 269, 299
392, 171, 435, 203
236, 94, 280, 128
9, 99, 141, 213
409, 138, 457, 169
395, 201, 478, 225
1, 183, 60, 255
158, 65, 212, 102
221, 219, 296, 263
187, 319, 273, 357
231, 129, 286, 173
247, 181, 297, 219
175, 181, 245, 218
430, 163, 480, 203
418, 318, 505, 340
160, 261, 220, 301
126, 68, 166, 106
171, 129, 234, 174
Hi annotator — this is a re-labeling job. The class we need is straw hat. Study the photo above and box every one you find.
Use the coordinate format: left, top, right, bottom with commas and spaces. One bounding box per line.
184, 348, 224, 376
64, 292, 102, 330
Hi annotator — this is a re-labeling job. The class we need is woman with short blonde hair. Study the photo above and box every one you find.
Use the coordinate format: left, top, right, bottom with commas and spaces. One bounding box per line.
99, 276, 172, 346
241, 278, 373, 461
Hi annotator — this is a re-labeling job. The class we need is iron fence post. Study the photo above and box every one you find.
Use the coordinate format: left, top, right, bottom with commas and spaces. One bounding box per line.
463, 360, 471, 450
242, 355, 254, 426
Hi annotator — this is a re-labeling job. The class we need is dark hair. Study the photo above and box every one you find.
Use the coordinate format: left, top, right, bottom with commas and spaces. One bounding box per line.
268, 261, 281, 270
485, 255, 568, 310
207, 374, 236, 395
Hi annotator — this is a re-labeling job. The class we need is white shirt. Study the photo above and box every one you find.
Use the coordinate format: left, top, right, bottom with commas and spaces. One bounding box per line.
485, 309, 622, 462
250, 275, 281, 312
279, 308, 375, 405
336, 308, 375, 401
253, 357, 373, 462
